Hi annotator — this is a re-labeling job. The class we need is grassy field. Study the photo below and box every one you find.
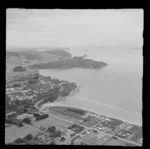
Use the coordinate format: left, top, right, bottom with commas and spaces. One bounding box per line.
130, 130, 142, 143
127, 126, 142, 143
5, 124, 40, 144
74, 130, 112, 145
66, 107, 86, 115
105, 138, 136, 146
49, 106, 86, 119
80, 116, 101, 127
32, 114, 73, 131
49, 107, 84, 123
5, 113, 73, 144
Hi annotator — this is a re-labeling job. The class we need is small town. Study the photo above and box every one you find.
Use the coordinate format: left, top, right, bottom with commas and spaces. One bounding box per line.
6, 9, 143, 146
5, 67, 142, 146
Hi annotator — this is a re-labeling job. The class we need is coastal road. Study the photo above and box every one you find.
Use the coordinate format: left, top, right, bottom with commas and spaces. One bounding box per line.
33, 100, 141, 146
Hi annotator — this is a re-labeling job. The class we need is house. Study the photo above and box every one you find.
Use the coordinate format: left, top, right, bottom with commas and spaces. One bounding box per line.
16, 113, 33, 120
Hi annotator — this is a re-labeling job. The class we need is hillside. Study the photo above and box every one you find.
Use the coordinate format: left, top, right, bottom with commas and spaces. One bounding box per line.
6, 48, 72, 71
31, 56, 107, 69
6, 48, 107, 70
6, 67, 39, 88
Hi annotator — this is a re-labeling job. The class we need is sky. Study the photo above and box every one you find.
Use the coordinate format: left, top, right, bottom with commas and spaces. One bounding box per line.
6, 9, 143, 48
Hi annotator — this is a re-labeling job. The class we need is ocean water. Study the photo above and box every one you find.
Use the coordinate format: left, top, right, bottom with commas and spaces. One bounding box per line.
39, 48, 143, 125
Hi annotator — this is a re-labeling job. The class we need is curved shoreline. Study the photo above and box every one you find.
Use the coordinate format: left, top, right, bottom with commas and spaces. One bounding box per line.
39, 92, 142, 126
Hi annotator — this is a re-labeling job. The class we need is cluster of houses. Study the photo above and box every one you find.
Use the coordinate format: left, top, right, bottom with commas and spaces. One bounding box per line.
16, 113, 34, 121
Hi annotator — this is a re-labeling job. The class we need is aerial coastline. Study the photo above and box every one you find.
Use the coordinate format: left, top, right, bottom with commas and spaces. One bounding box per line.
38, 88, 142, 127
5, 48, 142, 145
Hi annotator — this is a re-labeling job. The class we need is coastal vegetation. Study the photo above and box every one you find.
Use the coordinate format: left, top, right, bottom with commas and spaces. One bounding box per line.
45, 49, 72, 58
13, 66, 26, 72
34, 113, 49, 121
60, 83, 77, 97
6, 48, 72, 66
32, 56, 107, 69
6, 49, 107, 70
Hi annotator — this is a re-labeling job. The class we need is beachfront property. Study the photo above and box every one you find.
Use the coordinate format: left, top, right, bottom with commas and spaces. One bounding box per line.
5, 87, 143, 146
6, 9, 143, 146
5, 74, 143, 146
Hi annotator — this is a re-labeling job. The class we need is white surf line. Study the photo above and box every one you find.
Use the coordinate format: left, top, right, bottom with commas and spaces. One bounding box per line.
42, 103, 142, 126
66, 95, 140, 116
42, 96, 140, 118
40, 95, 142, 126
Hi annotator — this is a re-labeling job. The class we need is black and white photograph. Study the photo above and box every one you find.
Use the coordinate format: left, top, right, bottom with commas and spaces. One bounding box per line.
5, 9, 143, 146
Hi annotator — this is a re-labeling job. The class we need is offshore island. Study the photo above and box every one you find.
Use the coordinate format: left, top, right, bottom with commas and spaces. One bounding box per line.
5, 48, 142, 146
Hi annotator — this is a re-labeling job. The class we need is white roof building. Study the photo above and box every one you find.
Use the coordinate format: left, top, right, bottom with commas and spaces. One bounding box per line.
17, 113, 33, 120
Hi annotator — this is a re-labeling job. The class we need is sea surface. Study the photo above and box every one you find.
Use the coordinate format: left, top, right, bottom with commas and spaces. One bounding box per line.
39, 47, 143, 126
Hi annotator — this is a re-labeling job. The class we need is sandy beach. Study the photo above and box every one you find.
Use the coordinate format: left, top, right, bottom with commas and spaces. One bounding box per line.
39, 49, 142, 127
41, 93, 142, 126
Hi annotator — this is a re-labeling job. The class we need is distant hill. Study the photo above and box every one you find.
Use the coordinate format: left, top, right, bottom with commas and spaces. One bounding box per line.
31, 56, 107, 69
6, 52, 21, 59
45, 50, 72, 57
6, 48, 72, 70
13, 66, 26, 72
6, 49, 71, 61
6, 48, 107, 70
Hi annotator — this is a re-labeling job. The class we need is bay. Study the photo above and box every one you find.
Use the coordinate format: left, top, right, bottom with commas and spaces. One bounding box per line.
39, 48, 143, 126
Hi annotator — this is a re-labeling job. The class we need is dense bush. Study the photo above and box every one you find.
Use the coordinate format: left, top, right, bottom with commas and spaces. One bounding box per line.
6, 99, 34, 114
47, 126, 56, 133
13, 84, 22, 88
68, 124, 84, 133
13, 133, 34, 144
23, 133, 33, 141
47, 126, 61, 138
22, 117, 32, 124
5, 118, 23, 127
13, 138, 25, 144
60, 83, 77, 97
13, 66, 26, 72
60, 137, 66, 142
51, 78, 60, 84
32, 56, 107, 69
34, 113, 49, 121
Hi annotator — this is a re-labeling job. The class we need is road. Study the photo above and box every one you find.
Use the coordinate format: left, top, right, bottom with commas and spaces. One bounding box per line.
6, 88, 142, 146
33, 99, 141, 146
